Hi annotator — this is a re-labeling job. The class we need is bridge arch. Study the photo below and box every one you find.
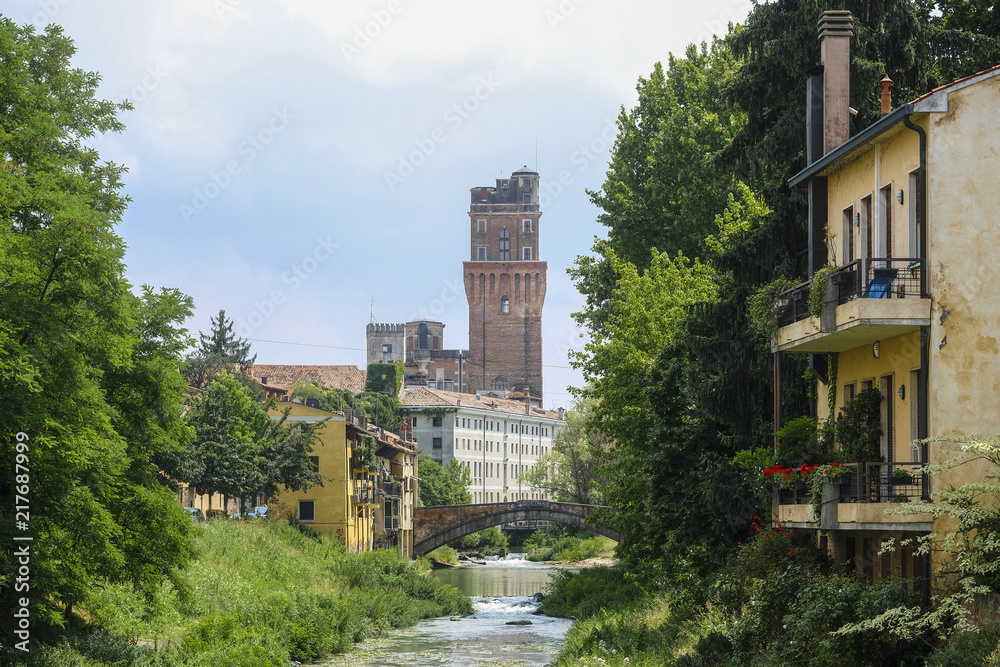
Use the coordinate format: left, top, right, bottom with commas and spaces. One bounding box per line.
413, 500, 620, 556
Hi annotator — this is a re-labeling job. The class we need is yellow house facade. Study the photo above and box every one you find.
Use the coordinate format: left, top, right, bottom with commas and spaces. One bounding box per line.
774, 10, 1000, 591
268, 403, 417, 557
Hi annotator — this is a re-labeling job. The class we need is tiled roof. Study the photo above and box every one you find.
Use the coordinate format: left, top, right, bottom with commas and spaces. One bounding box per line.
249, 364, 367, 394
400, 387, 563, 421
910, 63, 1000, 104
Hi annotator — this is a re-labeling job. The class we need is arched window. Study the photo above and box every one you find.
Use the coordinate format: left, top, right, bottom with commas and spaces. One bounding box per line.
494, 377, 506, 390
500, 295, 510, 314
499, 227, 510, 261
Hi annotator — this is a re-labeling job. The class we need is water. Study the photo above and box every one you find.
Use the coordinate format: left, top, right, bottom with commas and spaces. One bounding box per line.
316, 556, 573, 666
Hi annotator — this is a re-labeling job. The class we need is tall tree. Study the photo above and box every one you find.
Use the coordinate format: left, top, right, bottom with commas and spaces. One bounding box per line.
180, 372, 323, 511
184, 308, 256, 388
417, 455, 472, 507
0, 18, 195, 630
520, 396, 610, 505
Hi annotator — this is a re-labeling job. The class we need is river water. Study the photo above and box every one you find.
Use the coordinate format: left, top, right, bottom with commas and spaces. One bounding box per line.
316, 556, 573, 666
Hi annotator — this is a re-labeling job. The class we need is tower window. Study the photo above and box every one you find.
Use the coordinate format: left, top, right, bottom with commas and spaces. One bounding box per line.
523, 219, 531, 232
522, 247, 532, 260
477, 246, 486, 261
477, 218, 486, 233
501, 296, 510, 314
523, 194, 530, 204
382, 344, 392, 353
494, 378, 506, 390
499, 228, 510, 261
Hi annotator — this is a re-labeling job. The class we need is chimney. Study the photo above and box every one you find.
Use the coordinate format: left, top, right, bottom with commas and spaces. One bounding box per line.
880, 75, 893, 116
818, 10, 854, 153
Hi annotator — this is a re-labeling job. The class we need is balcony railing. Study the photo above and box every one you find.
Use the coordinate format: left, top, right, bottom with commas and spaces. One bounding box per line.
776, 281, 811, 327
777, 461, 928, 507
775, 258, 926, 329
831, 258, 925, 303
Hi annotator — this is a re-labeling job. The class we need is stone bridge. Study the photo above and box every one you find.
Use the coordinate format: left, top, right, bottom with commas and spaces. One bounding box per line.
413, 499, 620, 556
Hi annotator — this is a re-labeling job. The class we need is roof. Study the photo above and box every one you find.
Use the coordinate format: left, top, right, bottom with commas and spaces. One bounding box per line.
400, 387, 563, 421
511, 165, 538, 175
910, 63, 1000, 106
249, 364, 367, 394
790, 64, 1000, 188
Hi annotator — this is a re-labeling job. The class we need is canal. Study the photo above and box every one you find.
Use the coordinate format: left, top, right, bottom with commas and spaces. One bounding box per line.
316, 556, 573, 666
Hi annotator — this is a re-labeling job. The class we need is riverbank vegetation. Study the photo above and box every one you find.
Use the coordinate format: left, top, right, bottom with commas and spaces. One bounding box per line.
524, 525, 616, 563
14, 520, 471, 666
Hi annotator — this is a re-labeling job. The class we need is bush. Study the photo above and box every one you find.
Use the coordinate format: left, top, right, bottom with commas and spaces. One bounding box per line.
543, 567, 644, 620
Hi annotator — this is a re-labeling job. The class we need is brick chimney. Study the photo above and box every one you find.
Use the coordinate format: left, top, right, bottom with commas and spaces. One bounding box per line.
818, 10, 854, 153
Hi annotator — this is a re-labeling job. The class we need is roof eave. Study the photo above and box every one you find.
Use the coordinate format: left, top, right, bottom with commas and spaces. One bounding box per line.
788, 104, 914, 187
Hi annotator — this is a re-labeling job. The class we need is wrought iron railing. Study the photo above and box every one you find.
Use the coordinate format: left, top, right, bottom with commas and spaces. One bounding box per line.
777, 461, 928, 508
775, 281, 811, 327
832, 258, 924, 303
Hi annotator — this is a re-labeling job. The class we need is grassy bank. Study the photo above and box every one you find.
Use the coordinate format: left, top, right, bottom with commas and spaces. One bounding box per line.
13, 521, 471, 666
543, 523, 1000, 666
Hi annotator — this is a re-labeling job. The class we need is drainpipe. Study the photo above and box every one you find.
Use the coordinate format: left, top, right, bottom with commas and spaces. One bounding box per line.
903, 113, 931, 498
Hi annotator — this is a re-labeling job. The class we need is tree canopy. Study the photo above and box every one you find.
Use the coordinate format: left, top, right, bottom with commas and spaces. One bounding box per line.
0, 19, 195, 629
417, 455, 472, 507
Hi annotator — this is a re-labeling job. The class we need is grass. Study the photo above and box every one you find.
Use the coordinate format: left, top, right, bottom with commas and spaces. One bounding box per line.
11, 521, 471, 666
527, 535, 616, 562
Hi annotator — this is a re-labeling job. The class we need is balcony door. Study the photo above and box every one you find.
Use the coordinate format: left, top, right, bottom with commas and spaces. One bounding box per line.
880, 374, 894, 463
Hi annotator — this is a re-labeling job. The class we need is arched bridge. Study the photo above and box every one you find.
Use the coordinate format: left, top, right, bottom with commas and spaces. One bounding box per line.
413, 499, 620, 556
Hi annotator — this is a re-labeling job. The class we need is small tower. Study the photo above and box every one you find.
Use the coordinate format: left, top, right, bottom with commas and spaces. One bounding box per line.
463, 166, 546, 401
365, 323, 405, 364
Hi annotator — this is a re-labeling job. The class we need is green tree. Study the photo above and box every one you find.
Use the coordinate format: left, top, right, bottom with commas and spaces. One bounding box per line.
571, 246, 717, 447
0, 19, 195, 631
184, 308, 256, 388
417, 455, 472, 507
520, 397, 610, 505
291, 381, 402, 433
182, 373, 323, 512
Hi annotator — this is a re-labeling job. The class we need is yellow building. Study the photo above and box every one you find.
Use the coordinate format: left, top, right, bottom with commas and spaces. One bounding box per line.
774, 11, 1000, 591
268, 402, 417, 557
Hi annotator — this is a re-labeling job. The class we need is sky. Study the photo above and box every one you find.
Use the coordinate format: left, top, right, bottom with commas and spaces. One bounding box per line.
7, 0, 752, 409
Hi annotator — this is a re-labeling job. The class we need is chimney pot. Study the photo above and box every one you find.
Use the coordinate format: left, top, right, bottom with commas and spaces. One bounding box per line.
880, 75, 893, 116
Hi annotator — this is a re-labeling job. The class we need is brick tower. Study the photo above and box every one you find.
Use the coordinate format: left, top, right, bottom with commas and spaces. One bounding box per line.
463, 166, 546, 402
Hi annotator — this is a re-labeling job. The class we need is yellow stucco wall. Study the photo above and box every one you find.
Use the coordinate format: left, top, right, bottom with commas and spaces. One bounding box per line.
267, 404, 366, 548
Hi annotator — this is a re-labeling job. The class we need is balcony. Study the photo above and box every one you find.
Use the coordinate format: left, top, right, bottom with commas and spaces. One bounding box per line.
774, 258, 931, 353
777, 462, 933, 531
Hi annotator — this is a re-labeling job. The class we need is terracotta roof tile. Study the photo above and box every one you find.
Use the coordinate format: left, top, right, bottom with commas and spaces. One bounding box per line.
910, 63, 1000, 104
249, 364, 367, 394
399, 387, 562, 420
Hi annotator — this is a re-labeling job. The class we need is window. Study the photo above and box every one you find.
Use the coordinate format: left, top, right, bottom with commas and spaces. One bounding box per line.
523, 219, 531, 232
298, 500, 315, 522
427, 380, 436, 390
443, 379, 453, 391
499, 228, 510, 261
432, 416, 443, 427
432, 437, 442, 450
477, 246, 486, 261
842, 205, 854, 264
524, 179, 531, 187
382, 343, 392, 354
861, 195, 873, 259
500, 296, 509, 314
477, 218, 487, 233
523, 194, 530, 204
522, 247, 532, 260
880, 184, 893, 259
411, 417, 417, 426
495, 378, 505, 390
309, 456, 319, 472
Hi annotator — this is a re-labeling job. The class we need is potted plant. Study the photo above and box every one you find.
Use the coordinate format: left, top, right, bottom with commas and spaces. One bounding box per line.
820, 462, 855, 485
891, 467, 913, 485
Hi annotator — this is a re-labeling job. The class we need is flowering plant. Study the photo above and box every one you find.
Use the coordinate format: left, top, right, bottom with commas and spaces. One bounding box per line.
762, 464, 810, 489
818, 462, 852, 479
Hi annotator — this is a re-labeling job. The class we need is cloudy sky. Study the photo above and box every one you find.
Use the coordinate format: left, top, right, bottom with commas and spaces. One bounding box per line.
8, 0, 751, 408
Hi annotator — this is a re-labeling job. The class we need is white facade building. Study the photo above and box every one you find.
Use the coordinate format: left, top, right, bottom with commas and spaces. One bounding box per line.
400, 387, 564, 504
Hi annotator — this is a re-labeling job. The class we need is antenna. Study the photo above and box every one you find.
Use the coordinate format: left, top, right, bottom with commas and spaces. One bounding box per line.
369, 296, 375, 323
535, 140, 538, 171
